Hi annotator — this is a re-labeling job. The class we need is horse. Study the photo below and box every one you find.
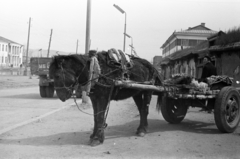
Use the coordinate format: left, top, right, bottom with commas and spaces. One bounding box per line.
49, 51, 163, 146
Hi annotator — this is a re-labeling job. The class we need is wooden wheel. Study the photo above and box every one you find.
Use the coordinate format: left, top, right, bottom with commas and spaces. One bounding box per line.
161, 95, 188, 124
214, 86, 240, 133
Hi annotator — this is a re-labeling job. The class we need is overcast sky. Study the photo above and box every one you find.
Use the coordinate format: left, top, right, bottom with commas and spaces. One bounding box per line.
1, 0, 240, 61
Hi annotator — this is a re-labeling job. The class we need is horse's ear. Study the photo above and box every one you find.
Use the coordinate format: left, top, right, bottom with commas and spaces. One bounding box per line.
57, 59, 65, 68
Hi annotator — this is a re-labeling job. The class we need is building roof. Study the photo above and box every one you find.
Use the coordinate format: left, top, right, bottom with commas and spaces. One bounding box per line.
209, 41, 240, 52
207, 31, 225, 41
175, 29, 217, 35
160, 41, 209, 65
0, 36, 21, 45
187, 23, 211, 31
161, 23, 217, 48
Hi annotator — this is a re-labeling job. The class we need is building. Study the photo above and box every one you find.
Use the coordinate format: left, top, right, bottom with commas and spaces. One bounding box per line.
0, 36, 23, 67
153, 55, 162, 73
209, 42, 240, 88
153, 56, 162, 67
161, 23, 217, 58
160, 25, 240, 83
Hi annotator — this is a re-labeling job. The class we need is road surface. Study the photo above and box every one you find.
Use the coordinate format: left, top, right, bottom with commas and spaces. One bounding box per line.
0, 86, 240, 159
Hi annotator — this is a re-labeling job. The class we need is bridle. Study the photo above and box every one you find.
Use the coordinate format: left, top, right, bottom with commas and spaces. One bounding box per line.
54, 61, 88, 92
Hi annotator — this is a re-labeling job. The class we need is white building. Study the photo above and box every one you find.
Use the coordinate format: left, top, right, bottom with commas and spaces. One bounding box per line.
0, 36, 23, 67
161, 23, 217, 58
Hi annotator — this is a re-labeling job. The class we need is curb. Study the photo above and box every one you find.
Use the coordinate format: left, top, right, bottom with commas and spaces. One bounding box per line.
0, 100, 81, 135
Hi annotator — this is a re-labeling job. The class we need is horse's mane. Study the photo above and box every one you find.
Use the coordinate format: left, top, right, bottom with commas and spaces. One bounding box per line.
49, 51, 163, 84
49, 54, 89, 78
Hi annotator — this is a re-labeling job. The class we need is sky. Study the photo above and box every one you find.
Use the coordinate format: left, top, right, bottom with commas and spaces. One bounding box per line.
1, 0, 240, 61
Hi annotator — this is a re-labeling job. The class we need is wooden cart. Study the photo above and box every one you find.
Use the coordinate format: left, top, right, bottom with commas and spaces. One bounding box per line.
115, 80, 240, 133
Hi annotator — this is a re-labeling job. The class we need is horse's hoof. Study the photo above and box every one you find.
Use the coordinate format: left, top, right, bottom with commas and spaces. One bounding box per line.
88, 138, 94, 145
136, 131, 146, 137
89, 139, 102, 147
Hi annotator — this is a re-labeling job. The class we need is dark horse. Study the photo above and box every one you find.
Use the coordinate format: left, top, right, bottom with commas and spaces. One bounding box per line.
49, 51, 163, 146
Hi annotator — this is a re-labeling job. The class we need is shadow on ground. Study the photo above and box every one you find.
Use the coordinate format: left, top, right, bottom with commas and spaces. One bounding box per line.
0, 118, 222, 147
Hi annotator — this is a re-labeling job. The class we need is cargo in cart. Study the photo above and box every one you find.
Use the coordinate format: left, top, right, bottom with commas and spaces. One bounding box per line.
115, 74, 240, 133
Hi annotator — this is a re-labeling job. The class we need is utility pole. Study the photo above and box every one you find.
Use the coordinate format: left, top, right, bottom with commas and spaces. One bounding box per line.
24, 17, 31, 76
82, 0, 91, 105
76, 39, 78, 54
85, 0, 91, 55
47, 29, 53, 57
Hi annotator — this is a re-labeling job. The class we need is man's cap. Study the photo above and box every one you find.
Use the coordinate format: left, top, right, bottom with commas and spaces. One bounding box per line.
204, 55, 212, 61
89, 50, 97, 56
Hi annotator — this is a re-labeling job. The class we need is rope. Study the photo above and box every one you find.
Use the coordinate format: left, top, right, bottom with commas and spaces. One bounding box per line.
207, 75, 233, 85
73, 82, 115, 131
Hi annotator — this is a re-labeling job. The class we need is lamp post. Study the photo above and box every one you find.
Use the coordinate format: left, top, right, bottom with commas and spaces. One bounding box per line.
113, 4, 126, 52
124, 33, 133, 55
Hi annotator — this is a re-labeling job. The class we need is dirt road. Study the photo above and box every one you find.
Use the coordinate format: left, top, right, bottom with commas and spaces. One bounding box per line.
1, 92, 240, 158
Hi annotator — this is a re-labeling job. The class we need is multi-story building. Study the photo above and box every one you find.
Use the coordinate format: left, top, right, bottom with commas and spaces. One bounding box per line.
161, 23, 217, 58
0, 36, 23, 67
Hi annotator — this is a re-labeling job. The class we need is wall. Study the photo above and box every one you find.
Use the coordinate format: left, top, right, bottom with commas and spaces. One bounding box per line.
216, 51, 240, 87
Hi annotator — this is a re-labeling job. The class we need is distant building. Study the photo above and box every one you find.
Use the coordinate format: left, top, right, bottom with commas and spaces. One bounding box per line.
0, 36, 23, 67
153, 56, 162, 74
160, 23, 217, 58
153, 56, 162, 67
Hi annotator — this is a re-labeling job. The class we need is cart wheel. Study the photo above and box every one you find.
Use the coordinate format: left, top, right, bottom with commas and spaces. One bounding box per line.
46, 84, 54, 98
40, 86, 47, 98
214, 86, 240, 133
161, 95, 188, 124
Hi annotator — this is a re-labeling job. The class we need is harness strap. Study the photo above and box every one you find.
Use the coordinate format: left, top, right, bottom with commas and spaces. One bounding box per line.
102, 83, 115, 129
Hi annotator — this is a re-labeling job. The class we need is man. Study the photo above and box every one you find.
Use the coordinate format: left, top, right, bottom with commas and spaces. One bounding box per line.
199, 55, 217, 83
199, 55, 217, 113
86, 50, 101, 95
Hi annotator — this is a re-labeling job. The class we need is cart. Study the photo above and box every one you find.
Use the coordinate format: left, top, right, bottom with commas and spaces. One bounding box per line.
115, 79, 240, 133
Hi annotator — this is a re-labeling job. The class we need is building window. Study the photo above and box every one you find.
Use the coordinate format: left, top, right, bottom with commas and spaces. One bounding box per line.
2, 45, 4, 51
197, 40, 205, 44
6, 45, 7, 52
182, 39, 189, 46
177, 39, 181, 46
189, 40, 197, 46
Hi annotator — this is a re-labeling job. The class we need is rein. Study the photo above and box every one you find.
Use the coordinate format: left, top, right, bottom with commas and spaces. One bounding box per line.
54, 57, 122, 130
54, 62, 87, 90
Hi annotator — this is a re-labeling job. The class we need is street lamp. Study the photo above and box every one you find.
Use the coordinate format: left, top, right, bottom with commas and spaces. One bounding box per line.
113, 4, 126, 52
124, 33, 133, 55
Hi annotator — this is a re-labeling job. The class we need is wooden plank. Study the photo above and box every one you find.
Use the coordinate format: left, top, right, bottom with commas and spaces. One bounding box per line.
115, 80, 166, 92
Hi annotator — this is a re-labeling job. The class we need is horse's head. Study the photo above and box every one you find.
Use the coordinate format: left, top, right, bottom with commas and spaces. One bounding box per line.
49, 55, 89, 102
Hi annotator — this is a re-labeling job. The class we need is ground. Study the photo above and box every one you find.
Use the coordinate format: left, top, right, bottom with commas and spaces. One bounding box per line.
0, 74, 240, 159
0, 75, 38, 89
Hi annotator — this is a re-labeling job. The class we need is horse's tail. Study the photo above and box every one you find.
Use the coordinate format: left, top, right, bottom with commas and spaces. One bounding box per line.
152, 66, 164, 86
151, 67, 164, 113
156, 94, 163, 113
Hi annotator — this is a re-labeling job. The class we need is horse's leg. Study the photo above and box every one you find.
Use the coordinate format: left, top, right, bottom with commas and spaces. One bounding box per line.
133, 91, 152, 137
89, 99, 98, 141
89, 95, 109, 146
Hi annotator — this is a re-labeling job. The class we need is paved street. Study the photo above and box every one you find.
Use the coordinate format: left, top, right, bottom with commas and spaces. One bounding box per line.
0, 86, 75, 133
0, 86, 240, 158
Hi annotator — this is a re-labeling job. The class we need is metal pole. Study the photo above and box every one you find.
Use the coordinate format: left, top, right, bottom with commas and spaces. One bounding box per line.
24, 17, 31, 76
131, 37, 133, 55
123, 13, 126, 52
85, 0, 91, 54
47, 29, 53, 57
82, 0, 92, 105
76, 39, 78, 54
